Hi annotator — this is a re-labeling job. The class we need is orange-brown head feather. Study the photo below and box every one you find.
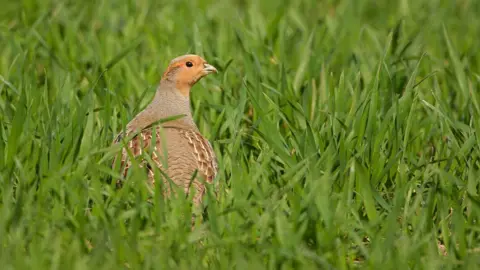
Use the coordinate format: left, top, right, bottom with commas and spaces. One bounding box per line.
161, 54, 217, 96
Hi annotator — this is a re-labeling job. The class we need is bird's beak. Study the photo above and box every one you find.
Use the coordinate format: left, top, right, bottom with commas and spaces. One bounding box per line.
202, 63, 218, 74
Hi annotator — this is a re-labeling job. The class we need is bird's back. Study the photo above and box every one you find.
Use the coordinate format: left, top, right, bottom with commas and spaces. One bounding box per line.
115, 125, 217, 206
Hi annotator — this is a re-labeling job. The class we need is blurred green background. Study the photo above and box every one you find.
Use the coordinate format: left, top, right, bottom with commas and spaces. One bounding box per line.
1, 0, 480, 269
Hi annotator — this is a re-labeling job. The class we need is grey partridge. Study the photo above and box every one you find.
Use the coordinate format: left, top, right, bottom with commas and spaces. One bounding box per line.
113, 54, 218, 208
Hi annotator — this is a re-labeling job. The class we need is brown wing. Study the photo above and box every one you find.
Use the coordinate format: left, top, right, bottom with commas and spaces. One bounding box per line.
180, 129, 218, 184
178, 128, 218, 205
112, 128, 157, 186
112, 126, 218, 203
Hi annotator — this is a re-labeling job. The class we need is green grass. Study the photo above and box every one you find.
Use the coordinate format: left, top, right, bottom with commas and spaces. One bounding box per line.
1, 0, 480, 269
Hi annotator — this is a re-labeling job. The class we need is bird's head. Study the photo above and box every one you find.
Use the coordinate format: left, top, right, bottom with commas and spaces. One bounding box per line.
161, 54, 218, 96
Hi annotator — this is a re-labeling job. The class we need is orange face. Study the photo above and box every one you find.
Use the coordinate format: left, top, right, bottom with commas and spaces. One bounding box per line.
161, 54, 217, 96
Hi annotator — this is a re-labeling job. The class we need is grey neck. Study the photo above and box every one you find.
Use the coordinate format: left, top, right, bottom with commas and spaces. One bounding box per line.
126, 81, 196, 133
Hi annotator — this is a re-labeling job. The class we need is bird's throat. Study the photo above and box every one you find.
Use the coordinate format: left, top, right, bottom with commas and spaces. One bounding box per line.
126, 82, 196, 133
174, 81, 191, 97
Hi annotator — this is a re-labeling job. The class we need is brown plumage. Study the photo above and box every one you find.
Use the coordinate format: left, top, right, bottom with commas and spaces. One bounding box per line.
113, 54, 218, 207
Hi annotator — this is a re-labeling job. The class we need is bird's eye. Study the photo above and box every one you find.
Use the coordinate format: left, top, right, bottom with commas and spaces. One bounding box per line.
186, 61, 193, 67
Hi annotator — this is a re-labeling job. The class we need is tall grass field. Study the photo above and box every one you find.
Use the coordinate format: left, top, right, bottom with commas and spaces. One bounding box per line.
1, 0, 480, 269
